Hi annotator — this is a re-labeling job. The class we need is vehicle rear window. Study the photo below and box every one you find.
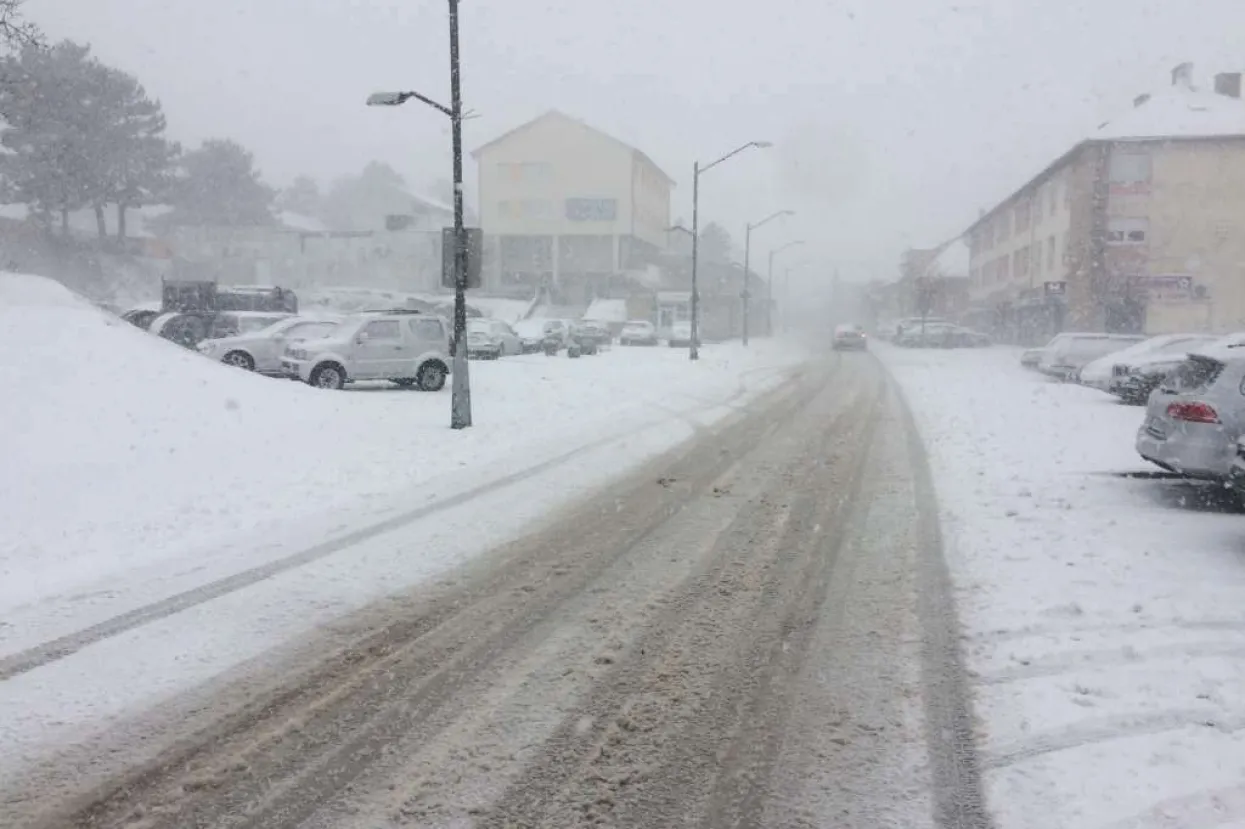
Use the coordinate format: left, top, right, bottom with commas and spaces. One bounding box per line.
1163, 356, 1224, 393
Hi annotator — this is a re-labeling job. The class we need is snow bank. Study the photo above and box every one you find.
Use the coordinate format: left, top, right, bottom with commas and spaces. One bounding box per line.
0, 272, 806, 776
882, 344, 1245, 829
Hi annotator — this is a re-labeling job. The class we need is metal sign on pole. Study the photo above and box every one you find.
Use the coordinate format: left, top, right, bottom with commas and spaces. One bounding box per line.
441, 227, 483, 290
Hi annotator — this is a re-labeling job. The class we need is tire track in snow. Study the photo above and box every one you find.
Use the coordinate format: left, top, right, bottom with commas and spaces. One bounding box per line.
0, 362, 803, 684
892, 369, 995, 829
984, 709, 1245, 770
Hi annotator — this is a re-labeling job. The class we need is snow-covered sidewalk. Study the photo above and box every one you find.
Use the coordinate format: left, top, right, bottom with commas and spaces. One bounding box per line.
883, 344, 1245, 829
0, 273, 805, 779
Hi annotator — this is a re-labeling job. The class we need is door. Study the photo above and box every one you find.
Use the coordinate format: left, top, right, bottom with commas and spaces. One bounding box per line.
353, 319, 406, 378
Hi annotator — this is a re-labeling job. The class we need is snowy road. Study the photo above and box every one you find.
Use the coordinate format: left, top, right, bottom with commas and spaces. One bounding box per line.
4, 352, 986, 829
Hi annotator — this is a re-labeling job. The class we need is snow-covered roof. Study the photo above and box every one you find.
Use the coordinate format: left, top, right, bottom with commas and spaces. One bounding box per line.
924, 238, 970, 279
584, 298, 628, 324
279, 211, 329, 233
1094, 83, 1245, 141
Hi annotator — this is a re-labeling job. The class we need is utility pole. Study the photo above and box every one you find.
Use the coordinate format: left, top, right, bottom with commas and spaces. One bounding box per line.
690, 161, 701, 360
365, 0, 473, 429
740, 209, 792, 346
447, 0, 470, 429
688, 140, 772, 360
742, 224, 751, 345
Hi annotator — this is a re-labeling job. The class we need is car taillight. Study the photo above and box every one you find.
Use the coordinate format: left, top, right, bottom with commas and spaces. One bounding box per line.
1167, 401, 1220, 424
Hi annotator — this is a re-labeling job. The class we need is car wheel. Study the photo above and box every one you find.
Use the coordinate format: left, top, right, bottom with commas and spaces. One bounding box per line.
309, 362, 346, 390
222, 350, 255, 371
416, 361, 447, 391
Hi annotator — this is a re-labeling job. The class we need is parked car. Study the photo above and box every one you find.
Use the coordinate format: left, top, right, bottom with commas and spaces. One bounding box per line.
895, 316, 949, 344
668, 320, 694, 348
281, 309, 450, 390
833, 323, 868, 350
576, 320, 612, 350
1038, 333, 1145, 380
1136, 343, 1245, 479
1079, 334, 1215, 392
197, 316, 339, 373
513, 319, 549, 353
897, 321, 958, 347
874, 321, 901, 342
949, 325, 991, 347
1102, 336, 1222, 402
465, 318, 521, 359
121, 303, 163, 331
619, 320, 659, 346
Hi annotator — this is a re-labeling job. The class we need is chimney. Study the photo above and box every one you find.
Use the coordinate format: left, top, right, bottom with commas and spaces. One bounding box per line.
1171, 61, 1194, 88
1133, 93, 1151, 108
1215, 72, 1242, 98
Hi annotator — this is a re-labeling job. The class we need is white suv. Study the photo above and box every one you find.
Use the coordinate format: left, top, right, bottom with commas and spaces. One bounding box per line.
281, 310, 451, 390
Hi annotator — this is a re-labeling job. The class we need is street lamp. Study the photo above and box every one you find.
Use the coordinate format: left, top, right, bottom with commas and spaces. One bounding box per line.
783, 260, 811, 333
366, 0, 472, 430
741, 210, 793, 345
690, 140, 772, 360
767, 240, 805, 336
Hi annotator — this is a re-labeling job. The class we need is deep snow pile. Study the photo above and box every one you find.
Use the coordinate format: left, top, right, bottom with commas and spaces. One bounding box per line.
882, 344, 1245, 829
1, 270, 804, 646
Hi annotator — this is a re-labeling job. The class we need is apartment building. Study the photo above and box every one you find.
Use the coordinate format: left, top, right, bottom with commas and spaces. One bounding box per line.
471, 110, 673, 304
966, 63, 1245, 343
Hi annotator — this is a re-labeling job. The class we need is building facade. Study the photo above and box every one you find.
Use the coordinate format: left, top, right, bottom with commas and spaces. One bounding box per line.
472, 110, 674, 305
966, 65, 1245, 343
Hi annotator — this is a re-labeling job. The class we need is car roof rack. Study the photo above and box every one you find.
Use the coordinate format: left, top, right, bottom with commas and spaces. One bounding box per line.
359, 308, 425, 315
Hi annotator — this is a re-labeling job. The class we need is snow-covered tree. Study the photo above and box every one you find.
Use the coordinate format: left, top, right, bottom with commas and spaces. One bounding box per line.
277, 175, 322, 218
0, 41, 179, 239
163, 139, 276, 227
0, 0, 41, 51
699, 221, 733, 264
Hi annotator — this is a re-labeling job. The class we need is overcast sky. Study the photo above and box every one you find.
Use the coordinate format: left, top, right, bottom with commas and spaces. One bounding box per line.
27, 0, 1245, 284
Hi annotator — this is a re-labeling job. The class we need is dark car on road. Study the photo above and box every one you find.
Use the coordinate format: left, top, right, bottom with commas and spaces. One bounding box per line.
833, 323, 868, 351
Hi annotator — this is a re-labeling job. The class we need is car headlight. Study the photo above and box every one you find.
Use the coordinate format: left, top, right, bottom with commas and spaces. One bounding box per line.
197, 341, 218, 354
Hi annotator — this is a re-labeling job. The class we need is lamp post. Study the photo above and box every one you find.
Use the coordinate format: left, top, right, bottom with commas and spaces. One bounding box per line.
783, 260, 810, 333
366, 0, 472, 429
767, 240, 805, 336
742, 210, 793, 345
689, 140, 771, 360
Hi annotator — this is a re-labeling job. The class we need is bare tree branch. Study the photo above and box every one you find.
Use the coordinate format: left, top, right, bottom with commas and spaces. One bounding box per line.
0, 0, 43, 50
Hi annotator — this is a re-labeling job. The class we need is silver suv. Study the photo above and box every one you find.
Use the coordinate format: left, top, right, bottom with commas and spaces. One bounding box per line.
281, 310, 451, 391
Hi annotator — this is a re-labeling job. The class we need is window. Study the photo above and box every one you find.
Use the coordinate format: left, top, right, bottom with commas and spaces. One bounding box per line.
565, 198, 618, 222
363, 320, 401, 340
411, 318, 445, 340
286, 322, 335, 340
1109, 153, 1151, 184
1107, 217, 1149, 245
1050, 180, 1059, 216
520, 162, 553, 182
1015, 201, 1031, 233
1015, 248, 1030, 278
1046, 236, 1056, 271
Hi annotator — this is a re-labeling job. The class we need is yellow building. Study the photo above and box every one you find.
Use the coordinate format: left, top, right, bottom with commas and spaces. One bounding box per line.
965, 64, 1245, 343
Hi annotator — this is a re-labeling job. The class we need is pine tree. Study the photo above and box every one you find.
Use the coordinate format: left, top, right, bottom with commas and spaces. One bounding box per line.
276, 175, 322, 218
0, 42, 98, 234
164, 139, 275, 227
92, 66, 180, 241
